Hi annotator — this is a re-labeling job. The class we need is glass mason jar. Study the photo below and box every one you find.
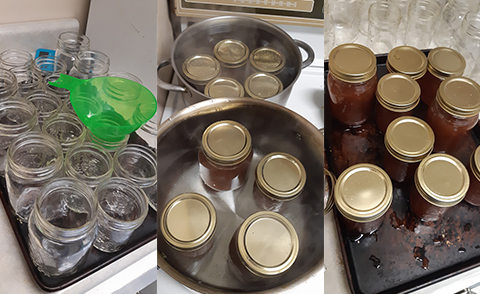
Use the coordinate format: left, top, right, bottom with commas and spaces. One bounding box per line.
160, 193, 217, 259
249, 47, 285, 75
56, 31, 90, 74
416, 47, 466, 106
389, 0, 413, 45
386, 46, 428, 80
0, 49, 33, 71
453, 11, 480, 77
5, 131, 64, 222
199, 120, 253, 191
28, 177, 97, 276
434, 0, 478, 48
113, 144, 157, 211
253, 152, 306, 213
45, 73, 71, 101
93, 177, 148, 253
26, 89, 62, 128
69, 50, 110, 79
42, 113, 87, 153
404, 0, 442, 49
327, 0, 361, 48
214, 39, 249, 69
32, 56, 67, 81
324, 168, 336, 215
0, 99, 38, 174
86, 129, 129, 154
367, 1, 402, 54
375, 73, 420, 134
182, 54, 221, 90
204, 77, 245, 99
107, 72, 142, 83
62, 96, 76, 115
327, 44, 377, 126
410, 153, 469, 222
228, 211, 299, 284
10, 68, 43, 98
0, 67, 19, 100
65, 143, 113, 189
384, 116, 434, 183
334, 163, 393, 239
465, 146, 480, 206
244, 72, 283, 100
426, 76, 480, 153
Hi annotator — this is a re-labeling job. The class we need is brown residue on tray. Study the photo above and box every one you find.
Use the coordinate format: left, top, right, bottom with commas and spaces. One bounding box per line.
413, 246, 429, 270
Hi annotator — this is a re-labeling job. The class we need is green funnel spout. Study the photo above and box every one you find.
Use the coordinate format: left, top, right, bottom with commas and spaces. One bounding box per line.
48, 74, 88, 92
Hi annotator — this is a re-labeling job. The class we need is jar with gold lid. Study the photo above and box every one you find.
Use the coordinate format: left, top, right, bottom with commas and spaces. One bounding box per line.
214, 39, 249, 69
204, 77, 244, 98
384, 116, 434, 183
244, 72, 283, 100
416, 47, 466, 106
426, 76, 480, 153
327, 43, 377, 126
249, 47, 285, 75
228, 211, 299, 284
410, 153, 469, 222
386, 46, 428, 80
199, 120, 252, 191
253, 152, 306, 212
182, 54, 221, 89
464, 146, 480, 206
375, 73, 421, 134
324, 168, 336, 215
160, 193, 217, 259
334, 163, 393, 239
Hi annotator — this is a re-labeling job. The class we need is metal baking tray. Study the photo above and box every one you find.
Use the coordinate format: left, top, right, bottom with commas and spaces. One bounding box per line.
0, 133, 157, 292
157, 98, 324, 293
325, 51, 480, 294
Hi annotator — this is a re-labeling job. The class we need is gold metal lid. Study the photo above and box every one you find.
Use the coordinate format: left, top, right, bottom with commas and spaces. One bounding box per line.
436, 76, 480, 117
237, 211, 299, 277
376, 73, 420, 112
201, 120, 252, 166
415, 153, 469, 207
385, 116, 434, 163
160, 193, 217, 250
386, 46, 427, 80
249, 47, 285, 74
328, 43, 377, 83
182, 54, 220, 83
470, 146, 480, 182
204, 77, 244, 98
334, 163, 393, 223
213, 39, 249, 67
255, 152, 307, 201
324, 168, 336, 215
427, 47, 466, 80
244, 72, 283, 100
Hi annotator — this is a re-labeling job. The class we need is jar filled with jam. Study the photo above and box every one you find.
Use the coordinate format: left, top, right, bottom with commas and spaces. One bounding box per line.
464, 146, 480, 206
324, 168, 336, 215
426, 76, 480, 153
386, 46, 427, 80
416, 47, 465, 106
253, 152, 306, 212
228, 211, 299, 284
199, 120, 252, 191
334, 163, 393, 239
249, 47, 285, 75
182, 54, 221, 92
384, 116, 434, 183
410, 153, 469, 222
160, 193, 217, 259
214, 39, 249, 69
328, 43, 377, 126
375, 73, 420, 134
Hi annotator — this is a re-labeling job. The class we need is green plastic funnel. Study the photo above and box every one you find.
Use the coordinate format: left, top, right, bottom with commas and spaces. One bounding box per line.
49, 74, 157, 142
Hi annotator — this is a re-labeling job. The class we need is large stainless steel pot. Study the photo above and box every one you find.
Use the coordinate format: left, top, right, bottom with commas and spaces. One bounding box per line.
157, 16, 315, 106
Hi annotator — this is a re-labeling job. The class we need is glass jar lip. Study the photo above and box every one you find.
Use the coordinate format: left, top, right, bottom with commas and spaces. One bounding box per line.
0, 67, 19, 98
87, 128, 129, 147
26, 89, 63, 119
328, 43, 377, 83
57, 31, 90, 53
43, 112, 87, 151
33, 56, 67, 75
74, 50, 110, 75
113, 144, 157, 184
0, 99, 38, 133
0, 49, 33, 69
65, 142, 113, 184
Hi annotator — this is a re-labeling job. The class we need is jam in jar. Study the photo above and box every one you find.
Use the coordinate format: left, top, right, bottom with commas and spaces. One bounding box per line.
334, 163, 393, 239
426, 76, 480, 153
384, 116, 434, 183
410, 153, 469, 222
328, 44, 378, 126
464, 146, 480, 206
375, 73, 420, 134
386, 46, 427, 80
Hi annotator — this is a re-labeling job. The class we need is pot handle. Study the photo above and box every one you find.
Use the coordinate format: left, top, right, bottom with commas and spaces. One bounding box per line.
157, 59, 188, 93
294, 40, 315, 69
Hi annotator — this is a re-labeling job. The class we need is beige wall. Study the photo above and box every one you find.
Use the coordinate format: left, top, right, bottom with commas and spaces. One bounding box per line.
0, 0, 91, 33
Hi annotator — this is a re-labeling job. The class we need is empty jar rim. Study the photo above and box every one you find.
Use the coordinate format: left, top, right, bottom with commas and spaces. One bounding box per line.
0, 99, 37, 134
113, 144, 157, 186
43, 113, 87, 152
0, 49, 33, 70
57, 31, 91, 55
0, 67, 19, 99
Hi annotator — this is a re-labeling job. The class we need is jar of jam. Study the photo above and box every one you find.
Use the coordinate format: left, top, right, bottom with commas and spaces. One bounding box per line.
386, 46, 427, 80
228, 211, 299, 284
464, 146, 480, 206
384, 116, 434, 183
204, 77, 244, 99
199, 120, 252, 191
253, 152, 306, 212
160, 193, 216, 259
214, 39, 249, 69
426, 76, 480, 153
182, 54, 221, 91
324, 168, 336, 215
334, 163, 393, 239
410, 153, 469, 222
249, 47, 285, 75
328, 43, 377, 126
244, 72, 283, 100
416, 47, 465, 106
375, 73, 420, 134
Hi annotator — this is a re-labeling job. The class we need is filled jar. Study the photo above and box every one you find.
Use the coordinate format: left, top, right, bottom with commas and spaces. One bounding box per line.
386, 46, 428, 80
69, 50, 110, 79
214, 39, 249, 69
384, 116, 434, 183
204, 77, 244, 99
198, 120, 252, 191
426, 76, 480, 153
160, 193, 217, 259
244, 72, 283, 100
327, 43, 377, 126
249, 47, 285, 75
182, 54, 220, 90
253, 152, 306, 212
324, 169, 336, 215
375, 73, 421, 134
464, 146, 480, 206
410, 153, 469, 222
334, 163, 393, 239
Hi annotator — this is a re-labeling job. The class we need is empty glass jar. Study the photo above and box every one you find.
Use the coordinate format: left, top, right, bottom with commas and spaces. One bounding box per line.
69, 50, 110, 79
367, 1, 402, 54
405, 0, 442, 49
0, 67, 19, 100
56, 31, 90, 73
453, 10, 480, 77
86, 129, 129, 154
33, 56, 67, 81
434, 0, 478, 48
42, 113, 86, 153
26, 89, 62, 128
0, 49, 33, 71
10, 68, 42, 98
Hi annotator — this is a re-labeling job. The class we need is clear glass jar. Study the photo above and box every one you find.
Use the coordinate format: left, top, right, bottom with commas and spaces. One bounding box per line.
389, 0, 412, 45
28, 177, 97, 276
62, 96, 76, 115
32, 56, 67, 81
0, 49, 33, 71
26, 89, 62, 128
453, 11, 480, 77
434, 0, 478, 48
42, 112, 87, 153
10, 68, 43, 98
45, 73, 71, 101
86, 128, 129, 154
465, 146, 480, 206
328, 0, 360, 47
107, 72, 142, 83
93, 177, 148, 253
0, 67, 19, 100
367, 1, 402, 54
328, 44, 377, 126
69, 50, 110, 79
199, 120, 252, 191
410, 153, 469, 222
56, 31, 90, 74
405, 0, 441, 49
5, 131, 64, 222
